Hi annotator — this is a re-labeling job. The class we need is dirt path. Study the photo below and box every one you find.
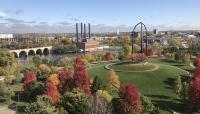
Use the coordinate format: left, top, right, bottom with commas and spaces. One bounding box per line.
0, 106, 15, 114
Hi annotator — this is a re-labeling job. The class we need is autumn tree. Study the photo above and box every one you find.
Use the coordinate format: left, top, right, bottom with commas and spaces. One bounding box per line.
194, 58, 200, 67
44, 82, 60, 105
107, 70, 120, 92
104, 52, 113, 61
48, 74, 60, 86
189, 61, 200, 111
174, 75, 182, 98
73, 56, 90, 94
115, 83, 142, 114
90, 76, 103, 95
23, 71, 37, 91
58, 70, 73, 92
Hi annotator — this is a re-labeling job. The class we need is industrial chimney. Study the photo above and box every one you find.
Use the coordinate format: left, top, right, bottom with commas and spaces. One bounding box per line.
81, 23, 83, 41
84, 24, 86, 39
88, 23, 91, 39
76, 23, 79, 43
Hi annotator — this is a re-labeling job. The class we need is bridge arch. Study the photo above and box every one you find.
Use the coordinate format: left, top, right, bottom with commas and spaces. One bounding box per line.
36, 49, 43, 55
28, 50, 36, 56
19, 51, 28, 58
43, 48, 50, 55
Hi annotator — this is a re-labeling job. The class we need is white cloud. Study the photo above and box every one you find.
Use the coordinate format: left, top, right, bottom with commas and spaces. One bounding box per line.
0, 11, 7, 17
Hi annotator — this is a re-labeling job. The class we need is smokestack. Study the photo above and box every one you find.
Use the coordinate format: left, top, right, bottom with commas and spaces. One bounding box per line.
84, 24, 86, 39
81, 23, 83, 40
76, 23, 79, 43
88, 23, 91, 39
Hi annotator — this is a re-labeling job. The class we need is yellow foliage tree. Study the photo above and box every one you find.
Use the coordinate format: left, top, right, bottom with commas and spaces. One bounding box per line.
38, 64, 51, 75
107, 70, 120, 90
48, 74, 60, 86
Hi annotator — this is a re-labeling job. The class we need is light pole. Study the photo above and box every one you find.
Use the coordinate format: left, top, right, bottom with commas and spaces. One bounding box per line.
131, 22, 148, 56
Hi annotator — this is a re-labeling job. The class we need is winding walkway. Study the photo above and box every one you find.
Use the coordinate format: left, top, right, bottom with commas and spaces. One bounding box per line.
105, 62, 160, 72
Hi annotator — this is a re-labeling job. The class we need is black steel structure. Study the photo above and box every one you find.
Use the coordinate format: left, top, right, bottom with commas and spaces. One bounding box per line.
88, 23, 91, 39
81, 23, 83, 40
131, 22, 148, 55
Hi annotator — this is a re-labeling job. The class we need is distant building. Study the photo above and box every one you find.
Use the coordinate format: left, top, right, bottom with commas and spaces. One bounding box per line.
0, 34, 16, 43
77, 39, 99, 52
153, 29, 157, 34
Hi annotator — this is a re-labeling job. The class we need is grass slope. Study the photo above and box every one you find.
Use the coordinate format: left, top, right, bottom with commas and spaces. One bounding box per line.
88, 58, 188, 114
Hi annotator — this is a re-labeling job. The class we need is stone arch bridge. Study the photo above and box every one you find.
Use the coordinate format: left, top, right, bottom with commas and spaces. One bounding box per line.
9, 46, 52, 58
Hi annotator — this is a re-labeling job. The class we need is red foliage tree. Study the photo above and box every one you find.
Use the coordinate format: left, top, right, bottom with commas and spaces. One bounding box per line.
119, 83, 142, 114
58, 70, 73, 92
23, 71, 37, 91
73, 56, 90, 94
75, 55, 83, 65
104, 52, 113, 61
194, 58, 200, 67
44, 82, 60, 105
189, 62, 200, 111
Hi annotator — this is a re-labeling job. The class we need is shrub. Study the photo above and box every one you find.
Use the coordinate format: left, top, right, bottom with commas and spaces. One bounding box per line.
130, 53, 147, 63
141, 95, 154, 113
59, 90, 90, 114
25, 95, 57, 114
97, 90, 112, 103
26, 81, 44, 101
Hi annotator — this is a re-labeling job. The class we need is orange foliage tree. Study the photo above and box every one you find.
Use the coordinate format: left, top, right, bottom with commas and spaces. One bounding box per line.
48, 74, 60, 86
44, 82, 60, 105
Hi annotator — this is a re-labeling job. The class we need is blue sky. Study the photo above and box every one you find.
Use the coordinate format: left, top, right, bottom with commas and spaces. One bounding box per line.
0, 0, 200, 33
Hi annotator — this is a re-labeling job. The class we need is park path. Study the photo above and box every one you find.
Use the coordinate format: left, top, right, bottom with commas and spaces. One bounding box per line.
0, 106, 15, 114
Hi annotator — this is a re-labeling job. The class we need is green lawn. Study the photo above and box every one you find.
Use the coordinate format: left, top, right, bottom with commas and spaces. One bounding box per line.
88, 57, 188, 114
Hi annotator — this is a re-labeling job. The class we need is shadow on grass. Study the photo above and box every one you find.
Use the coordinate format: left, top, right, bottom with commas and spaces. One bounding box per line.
152, 99, 187, 113
145, 95, 170, 99
163, 78, 175, 90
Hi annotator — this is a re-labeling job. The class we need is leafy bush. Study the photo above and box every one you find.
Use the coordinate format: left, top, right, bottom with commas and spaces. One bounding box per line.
27, 81, 44, 101
97, 90, 112, 103
130, 53, 147, 63
25, 95, 57, 114
141, 95, 154, 113
59, 90, 90, 114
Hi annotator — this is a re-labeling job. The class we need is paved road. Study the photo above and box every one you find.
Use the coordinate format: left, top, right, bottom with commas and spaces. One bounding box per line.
0, 106, 15, 114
